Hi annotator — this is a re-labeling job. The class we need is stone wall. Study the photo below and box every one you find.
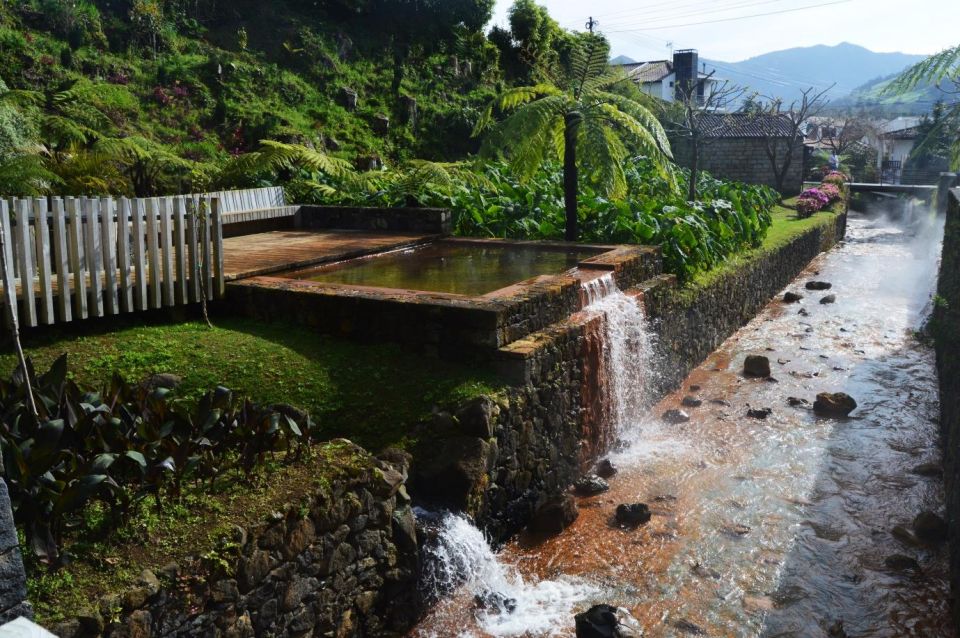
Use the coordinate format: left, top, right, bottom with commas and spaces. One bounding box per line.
49, 442, 420, 638
643, 209, 847, 396
671, 137, 805, 195
935, 188, 960, 633
0, 456, 31, 624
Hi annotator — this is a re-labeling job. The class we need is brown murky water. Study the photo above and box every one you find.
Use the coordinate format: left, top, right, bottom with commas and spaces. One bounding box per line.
414, 204, 950, 637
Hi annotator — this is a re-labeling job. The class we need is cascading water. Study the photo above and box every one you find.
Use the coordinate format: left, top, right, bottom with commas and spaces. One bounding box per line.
581, 273, 655, 437
415, 511, 597, 637
414, 275, 658, 637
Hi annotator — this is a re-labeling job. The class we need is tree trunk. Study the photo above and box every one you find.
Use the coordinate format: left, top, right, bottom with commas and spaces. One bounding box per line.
391, 44, 408, 96
564, 111, 582, 242
688, 136, 700, 201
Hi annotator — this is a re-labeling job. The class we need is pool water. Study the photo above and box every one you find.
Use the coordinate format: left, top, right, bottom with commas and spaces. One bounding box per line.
287, 242, 598, 296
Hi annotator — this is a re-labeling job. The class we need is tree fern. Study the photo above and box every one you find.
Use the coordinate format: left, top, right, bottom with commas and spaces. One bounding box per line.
475, 36, 673, 240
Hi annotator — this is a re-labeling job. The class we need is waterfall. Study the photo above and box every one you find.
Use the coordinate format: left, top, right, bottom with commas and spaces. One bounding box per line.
417, 511, 596, 636
582, 273, 654, 436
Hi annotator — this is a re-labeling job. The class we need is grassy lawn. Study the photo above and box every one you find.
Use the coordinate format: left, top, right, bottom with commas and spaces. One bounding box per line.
687, 198, 844, 292
0, 316, 505, 452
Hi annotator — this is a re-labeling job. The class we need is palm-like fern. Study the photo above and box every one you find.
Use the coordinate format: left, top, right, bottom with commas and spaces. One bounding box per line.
1, 81, 112, 155
475, 38, 674, 240
888, 44, 960, 170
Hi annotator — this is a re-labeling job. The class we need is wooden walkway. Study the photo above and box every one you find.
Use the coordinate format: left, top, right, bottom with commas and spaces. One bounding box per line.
221, 230, 437, 280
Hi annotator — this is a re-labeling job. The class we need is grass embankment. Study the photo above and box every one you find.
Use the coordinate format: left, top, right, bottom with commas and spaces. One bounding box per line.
3, 317, 504, 624
1, 317, 504, 451
685, 198, 844, 293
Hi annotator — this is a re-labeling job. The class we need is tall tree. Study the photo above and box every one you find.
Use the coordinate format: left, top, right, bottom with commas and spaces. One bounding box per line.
755, 86, 832, 195
659, 75, 746, 201
474, 38, 673, 241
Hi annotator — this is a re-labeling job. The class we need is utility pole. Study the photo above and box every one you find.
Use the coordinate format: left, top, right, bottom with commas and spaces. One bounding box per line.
586, 16, 598, 33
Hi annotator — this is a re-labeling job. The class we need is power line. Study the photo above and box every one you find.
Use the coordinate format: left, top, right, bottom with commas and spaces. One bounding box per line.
600, 0, 797, 30
606, 0, 853, 32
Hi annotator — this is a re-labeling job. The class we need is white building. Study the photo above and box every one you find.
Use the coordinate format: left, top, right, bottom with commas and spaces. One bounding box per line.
617, 50, 721, 105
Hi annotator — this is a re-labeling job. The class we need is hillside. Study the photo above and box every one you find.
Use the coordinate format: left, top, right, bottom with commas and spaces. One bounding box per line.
0, 0, 501, 195
833, 72, 960, 115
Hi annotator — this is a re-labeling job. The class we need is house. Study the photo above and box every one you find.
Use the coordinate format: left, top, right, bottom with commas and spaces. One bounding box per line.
617, 50, 721, 105
670, 112, 805, 194
871, 116, 921, 183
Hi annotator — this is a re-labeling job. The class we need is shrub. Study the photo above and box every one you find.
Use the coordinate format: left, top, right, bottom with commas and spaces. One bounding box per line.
823, 171, 849, 187
818, 182, 841, 202
0, 356, 312, 562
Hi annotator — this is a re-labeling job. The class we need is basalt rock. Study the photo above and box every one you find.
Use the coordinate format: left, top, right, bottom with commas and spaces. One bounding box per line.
595, 459, 617, 479
820, 294, 837, 304
681, 395, 703, 408
615, 503, 651, 527
911, 462, 944, 478
806, 281, 833, 290
574, 475, 610, 496
787, 397, 810, 408
913, 511, 948, 544
474, 590, 517, 614
528, 494, 579, 535
885, 554, 921, 571
575, 605, 641, 638
743, 355, 771, 377
783, 291, 804, 303
747, 407, 773, 419
662, 409, 690, 424
813, 393, 857, 417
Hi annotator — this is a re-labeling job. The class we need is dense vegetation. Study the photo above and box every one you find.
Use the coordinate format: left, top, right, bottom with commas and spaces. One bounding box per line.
0, 0, 783, 279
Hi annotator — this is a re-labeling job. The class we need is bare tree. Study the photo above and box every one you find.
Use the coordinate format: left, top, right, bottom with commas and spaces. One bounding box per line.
814, 114, 874, 156
660, 73, 747, 200
756, 86, 833, 194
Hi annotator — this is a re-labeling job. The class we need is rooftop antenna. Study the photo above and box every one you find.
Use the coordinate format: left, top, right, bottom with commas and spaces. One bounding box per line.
666, 41, 674, 55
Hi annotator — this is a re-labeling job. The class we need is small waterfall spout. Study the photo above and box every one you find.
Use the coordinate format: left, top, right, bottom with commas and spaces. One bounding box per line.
417, 511, 596, 636
581, 273, 654, 437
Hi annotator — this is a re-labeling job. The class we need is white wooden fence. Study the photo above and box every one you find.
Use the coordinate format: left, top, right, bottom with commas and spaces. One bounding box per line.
0, 194, 224, 328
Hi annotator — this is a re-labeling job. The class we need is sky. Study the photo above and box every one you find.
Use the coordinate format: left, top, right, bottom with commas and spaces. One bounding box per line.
489, 0, 960, 63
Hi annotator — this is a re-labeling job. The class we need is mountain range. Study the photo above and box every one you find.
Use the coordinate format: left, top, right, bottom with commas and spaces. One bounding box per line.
613, 42, 929, 110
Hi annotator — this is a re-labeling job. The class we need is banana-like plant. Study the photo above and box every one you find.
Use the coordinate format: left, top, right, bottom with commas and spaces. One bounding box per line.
474, 37, 675, 241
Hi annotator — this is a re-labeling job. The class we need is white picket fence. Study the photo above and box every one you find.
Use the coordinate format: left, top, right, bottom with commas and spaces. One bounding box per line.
0, 194, 225, 328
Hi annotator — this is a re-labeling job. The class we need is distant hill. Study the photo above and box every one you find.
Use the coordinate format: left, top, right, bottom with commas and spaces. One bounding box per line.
832, 72, 960, 115
611, 43, 926, 107
701, 43, 925, 104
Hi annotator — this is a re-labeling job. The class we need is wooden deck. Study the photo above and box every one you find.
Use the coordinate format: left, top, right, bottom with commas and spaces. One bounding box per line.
221, 229, 438, 280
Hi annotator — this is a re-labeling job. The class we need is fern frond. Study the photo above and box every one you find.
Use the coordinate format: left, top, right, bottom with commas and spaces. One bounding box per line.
474, 84, 563, 136
591, 91, 673, 158
888, 44, 960, 93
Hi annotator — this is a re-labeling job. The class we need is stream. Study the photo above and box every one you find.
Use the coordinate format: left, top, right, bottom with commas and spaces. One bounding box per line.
413, 201, 950, 638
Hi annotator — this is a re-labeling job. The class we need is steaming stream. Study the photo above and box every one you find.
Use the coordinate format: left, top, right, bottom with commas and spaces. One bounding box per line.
413, 200, 951, 637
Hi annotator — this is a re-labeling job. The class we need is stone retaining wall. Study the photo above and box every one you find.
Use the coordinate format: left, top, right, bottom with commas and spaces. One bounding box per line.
49, 442, 420, 638
935, 188, 960, 633
643, 209, 847, 396
0, 456, 31, 624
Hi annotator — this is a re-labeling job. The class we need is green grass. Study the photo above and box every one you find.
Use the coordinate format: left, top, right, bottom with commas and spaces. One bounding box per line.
1, 316, 505, 451
685, 198, 844, 293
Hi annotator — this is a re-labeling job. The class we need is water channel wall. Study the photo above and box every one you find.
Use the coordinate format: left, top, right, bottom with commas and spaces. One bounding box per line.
46, 442, 421, 638
936, 187, 960, 633
642, 208, 847, 396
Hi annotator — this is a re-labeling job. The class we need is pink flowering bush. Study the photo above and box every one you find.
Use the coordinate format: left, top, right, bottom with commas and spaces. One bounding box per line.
796, 197, 822, 217
818, 183, 841, 202
823, 171, 849, 187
